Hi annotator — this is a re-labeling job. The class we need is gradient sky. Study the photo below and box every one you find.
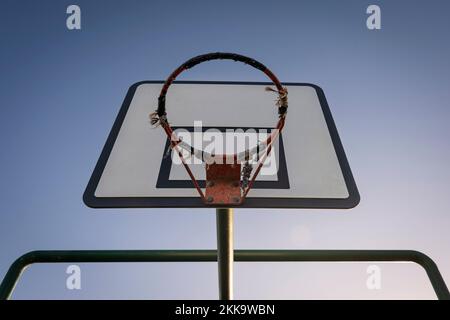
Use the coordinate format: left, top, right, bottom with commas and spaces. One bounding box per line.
1, 0, 450, 299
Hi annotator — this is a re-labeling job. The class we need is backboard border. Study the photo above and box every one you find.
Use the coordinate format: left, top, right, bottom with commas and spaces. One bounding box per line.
83, 81, 360, 209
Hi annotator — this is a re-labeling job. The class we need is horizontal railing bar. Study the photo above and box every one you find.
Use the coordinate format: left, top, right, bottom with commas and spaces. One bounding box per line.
1, 250, 448, 300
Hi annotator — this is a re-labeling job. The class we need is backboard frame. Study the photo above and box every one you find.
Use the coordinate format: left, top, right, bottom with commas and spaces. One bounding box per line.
83, 81, 359, 209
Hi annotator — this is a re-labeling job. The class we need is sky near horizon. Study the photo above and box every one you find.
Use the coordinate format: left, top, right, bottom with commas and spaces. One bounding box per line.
1, 0, 450, 299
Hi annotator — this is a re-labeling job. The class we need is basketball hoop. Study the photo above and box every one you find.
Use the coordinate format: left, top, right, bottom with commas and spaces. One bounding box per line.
150, 52, 288, 206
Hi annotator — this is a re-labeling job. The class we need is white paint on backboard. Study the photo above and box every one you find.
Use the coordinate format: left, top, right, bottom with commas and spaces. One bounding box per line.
94, 83, 349, 200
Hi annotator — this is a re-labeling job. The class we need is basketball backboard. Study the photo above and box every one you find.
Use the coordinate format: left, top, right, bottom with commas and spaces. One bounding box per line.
83, 81, 359, 209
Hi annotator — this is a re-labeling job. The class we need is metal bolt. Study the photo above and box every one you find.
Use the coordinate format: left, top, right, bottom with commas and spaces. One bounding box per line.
207, 181, 215, 187
207, 196, 214, 203
233, 197, 240, 203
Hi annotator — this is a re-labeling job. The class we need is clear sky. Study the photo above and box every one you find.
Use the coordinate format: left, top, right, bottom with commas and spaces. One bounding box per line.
1, 0, 450, 299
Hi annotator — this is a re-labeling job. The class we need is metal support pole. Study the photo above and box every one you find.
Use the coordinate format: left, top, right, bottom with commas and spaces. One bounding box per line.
216, 208, 234, 300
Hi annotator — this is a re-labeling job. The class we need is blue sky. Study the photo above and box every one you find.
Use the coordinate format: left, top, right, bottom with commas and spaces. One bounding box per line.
1, 0, 450, 299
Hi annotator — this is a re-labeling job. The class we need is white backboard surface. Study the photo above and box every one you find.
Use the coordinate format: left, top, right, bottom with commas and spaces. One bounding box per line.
84, 81, 359, 208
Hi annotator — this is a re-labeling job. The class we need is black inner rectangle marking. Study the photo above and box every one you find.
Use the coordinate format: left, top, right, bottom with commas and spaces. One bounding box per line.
156, 127, 290, 189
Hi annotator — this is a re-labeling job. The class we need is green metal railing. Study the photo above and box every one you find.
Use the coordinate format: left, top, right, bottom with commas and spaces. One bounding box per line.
1, 249, 448, 300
